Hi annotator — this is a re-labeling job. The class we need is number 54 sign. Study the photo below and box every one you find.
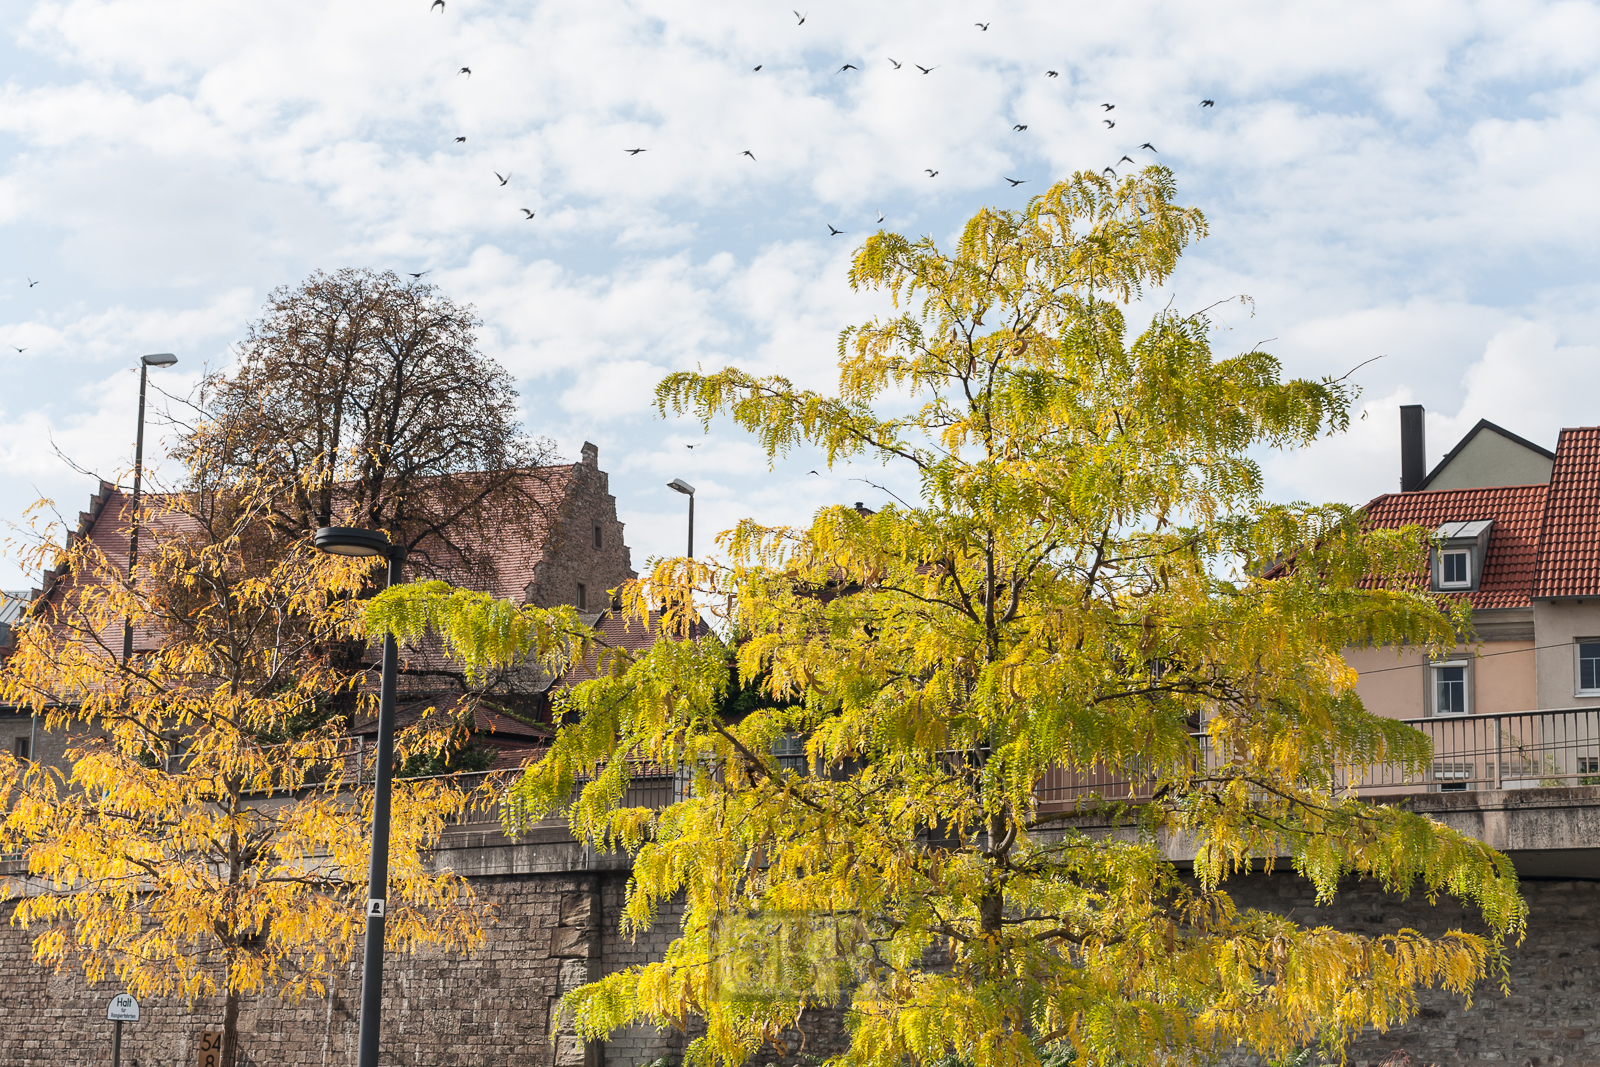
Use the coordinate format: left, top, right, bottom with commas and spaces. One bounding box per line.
198, 1031, 225, 1067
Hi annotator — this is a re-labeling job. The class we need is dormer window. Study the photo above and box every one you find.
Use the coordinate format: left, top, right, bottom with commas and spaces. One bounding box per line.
1439, 549, 1471, 588
1431, 519, 1492, 592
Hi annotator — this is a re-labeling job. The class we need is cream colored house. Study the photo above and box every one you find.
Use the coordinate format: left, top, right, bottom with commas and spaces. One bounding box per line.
1346, 408, 1600, 790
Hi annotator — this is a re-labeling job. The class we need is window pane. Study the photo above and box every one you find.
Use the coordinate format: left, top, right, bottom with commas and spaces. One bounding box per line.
1442, 551, 1469, 585
1580, 643, 1600, 692
1436, 665, 1466, 714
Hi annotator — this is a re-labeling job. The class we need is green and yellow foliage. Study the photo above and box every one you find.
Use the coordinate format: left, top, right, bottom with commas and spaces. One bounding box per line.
368, 168, 1525, 1067
0, 479, 487, 1064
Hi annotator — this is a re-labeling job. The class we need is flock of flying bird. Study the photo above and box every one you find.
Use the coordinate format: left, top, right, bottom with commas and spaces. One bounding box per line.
8, 8, 1222, 357
423, 3, 1220, 237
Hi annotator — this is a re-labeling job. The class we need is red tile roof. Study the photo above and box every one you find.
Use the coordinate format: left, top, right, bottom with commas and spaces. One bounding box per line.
1360, 483, 1548, 609
1532, 426, 1600, 599
1355, 424, 1600, 607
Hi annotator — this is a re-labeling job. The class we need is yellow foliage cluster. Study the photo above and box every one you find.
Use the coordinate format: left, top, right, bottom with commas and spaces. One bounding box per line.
369, 169, 1526, 1067
0, 484, 487, 1033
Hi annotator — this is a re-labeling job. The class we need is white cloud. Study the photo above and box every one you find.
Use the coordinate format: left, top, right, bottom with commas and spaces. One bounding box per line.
5, 0, 1600, 580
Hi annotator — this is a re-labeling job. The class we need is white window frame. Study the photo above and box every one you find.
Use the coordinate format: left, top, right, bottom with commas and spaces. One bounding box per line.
1432, 761, 1473, 792
1431, 660, 1471, 716
1438, 548, 1473, 589
1576, 639, 1600, 696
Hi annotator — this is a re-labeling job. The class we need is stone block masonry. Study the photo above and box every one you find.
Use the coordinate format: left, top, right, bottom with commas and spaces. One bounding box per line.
0, 870, 659, 1067
1218, 874, 1600, 1067
2, 846, 1598, 1066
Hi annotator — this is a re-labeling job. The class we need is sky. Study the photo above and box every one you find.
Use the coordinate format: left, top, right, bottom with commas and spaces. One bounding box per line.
3, 0, 1600, 589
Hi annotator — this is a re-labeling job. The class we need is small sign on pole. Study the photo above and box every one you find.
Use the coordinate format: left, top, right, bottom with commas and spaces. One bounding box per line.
198, 1031, 225, 1067
108, 993, 139, 1067
366, 897, 385, 918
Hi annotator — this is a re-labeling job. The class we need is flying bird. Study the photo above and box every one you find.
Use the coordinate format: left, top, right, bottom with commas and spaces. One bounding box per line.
1101, 103, 1114, 111
431, 0, 443, 9
888, 58, 902, 68
839, 63, 858, 72
742, 150, 757, 160
925, 168, 939, 177
26, 278, 39, 287
807, 470, 819, 475
876, 210, 884, 223
1103, 166, 1116, 176
459, 67, 471, 78
455, 136, 466, 142
753, 64, 762, 71
1118, 155, 1134, 164
686, 444, 697, 449
11, 347, 25, 353
625, 148, 647, 155
975, 22, 989, 30
793, 9, 806, 23
1140, 142, 1156, 151
1102, 120, 1115, 128
408, 271, 429, 278
495, 171, 511, 185
828, 224, 844, 235
1013, 124, 1027, 131
521, 208, 536, 219
1201, 99, 1215, 107
1004, 177, 1026, 186
916, 64, 937, 74
1046, 70, 1059, 77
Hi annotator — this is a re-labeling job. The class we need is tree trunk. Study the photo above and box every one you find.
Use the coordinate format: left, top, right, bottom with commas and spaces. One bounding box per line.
222, 989, 241, 1067
980, 809, 1008, 939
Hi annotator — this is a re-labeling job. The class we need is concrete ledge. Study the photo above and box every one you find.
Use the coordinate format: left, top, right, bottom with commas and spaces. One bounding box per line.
1034, 786, 1600, 879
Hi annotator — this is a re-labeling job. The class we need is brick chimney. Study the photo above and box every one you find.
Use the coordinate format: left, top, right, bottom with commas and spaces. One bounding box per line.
1400, 405, 1426, 492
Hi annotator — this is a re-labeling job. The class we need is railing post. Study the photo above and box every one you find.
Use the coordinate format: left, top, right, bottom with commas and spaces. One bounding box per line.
1494, 715, 1503, 791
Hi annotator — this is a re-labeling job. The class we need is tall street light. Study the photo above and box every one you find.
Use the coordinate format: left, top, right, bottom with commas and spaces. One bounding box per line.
667, 478, 695, 558
124, 353, 178, 664
311, 526, 405, 1067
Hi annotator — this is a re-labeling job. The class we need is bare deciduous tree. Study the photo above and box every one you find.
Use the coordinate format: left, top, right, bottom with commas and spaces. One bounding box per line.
178, 268, 559, 584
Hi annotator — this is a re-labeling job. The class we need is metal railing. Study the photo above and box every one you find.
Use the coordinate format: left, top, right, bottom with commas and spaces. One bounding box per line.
1033, 707, 1600, 804
1349, 707, 1600, 794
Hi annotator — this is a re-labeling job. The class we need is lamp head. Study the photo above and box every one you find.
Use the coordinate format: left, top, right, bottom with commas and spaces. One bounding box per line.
667, 478, 695, 496
313, 527, 393, 557
141, 353, 178, 368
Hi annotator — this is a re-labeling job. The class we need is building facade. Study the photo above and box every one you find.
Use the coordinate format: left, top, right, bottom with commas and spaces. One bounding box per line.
1345, 409, 1600, 793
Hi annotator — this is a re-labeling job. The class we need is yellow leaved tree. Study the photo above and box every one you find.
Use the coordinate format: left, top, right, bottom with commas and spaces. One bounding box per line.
367, 168, 1526, 1067
0, 475, 487, 1067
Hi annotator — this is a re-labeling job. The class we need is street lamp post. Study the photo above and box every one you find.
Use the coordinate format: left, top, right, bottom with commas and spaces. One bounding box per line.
667, 478, 695, 558
311, 526, 405, 1067
124, 353, 178, 664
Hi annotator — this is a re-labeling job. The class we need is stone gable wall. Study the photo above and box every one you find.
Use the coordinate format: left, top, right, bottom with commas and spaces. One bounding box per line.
523, 453, 636, 611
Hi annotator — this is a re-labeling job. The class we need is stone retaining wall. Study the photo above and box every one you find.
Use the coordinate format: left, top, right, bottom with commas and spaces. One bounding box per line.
2, 858, 1596, 1067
